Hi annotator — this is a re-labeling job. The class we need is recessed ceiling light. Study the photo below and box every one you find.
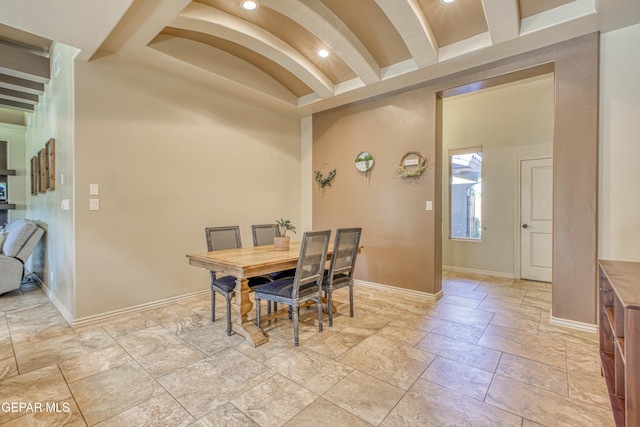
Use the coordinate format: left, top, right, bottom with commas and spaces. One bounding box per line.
241, 1, 258, 10
318, 49, 329, 58
441, 0, 455, 4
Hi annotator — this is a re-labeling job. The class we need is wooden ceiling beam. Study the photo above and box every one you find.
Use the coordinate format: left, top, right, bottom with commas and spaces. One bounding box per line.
0, 73, 45, 95
0, 42, 49, 83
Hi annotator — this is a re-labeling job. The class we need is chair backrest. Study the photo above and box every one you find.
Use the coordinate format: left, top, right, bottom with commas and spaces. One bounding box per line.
204, 226, 242, 281
326, 227, 362, 282
3, 219, 44, 261
205, 226, 242, 252
292, 230, 331, 299
251, 224, 280, 246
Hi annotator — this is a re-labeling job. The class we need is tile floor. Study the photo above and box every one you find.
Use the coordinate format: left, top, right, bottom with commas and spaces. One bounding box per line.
0, 271, 613, 426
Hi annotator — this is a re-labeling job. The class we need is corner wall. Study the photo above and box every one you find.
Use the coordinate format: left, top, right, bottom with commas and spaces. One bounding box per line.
25, 42, 78, 319
313, 34, 599, 324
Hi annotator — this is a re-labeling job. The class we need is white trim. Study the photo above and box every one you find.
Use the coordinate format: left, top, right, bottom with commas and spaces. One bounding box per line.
443, 265, 515, 279
354, 279, 443, 300
72, 289, 210, 327
37, 274, 75, 325
549, 312, 597, 333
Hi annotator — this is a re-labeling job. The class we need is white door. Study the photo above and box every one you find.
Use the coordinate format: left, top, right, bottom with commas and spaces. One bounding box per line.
520, 158, 553, 282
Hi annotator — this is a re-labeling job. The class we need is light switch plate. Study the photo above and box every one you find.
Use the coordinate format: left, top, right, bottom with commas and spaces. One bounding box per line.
89, 199, 99, 211
89, 184, 99, 196
426, 201, 433, 211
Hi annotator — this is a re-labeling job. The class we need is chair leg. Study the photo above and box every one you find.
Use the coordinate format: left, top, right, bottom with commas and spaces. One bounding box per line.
256, 296, 261, 329
349, 283, 354, 318
225, 295, 232, 336
293, 303, 299, 347
317, 293, 323, 332
327, 289, 334, 327
211, 289, 216, 322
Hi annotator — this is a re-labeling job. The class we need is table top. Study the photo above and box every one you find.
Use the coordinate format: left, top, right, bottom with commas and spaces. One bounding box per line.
186, 242, 333, 279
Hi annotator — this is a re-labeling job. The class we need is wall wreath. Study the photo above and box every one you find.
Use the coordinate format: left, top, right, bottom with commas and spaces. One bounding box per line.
396, 151, 426, 177
314, 168, 336, 188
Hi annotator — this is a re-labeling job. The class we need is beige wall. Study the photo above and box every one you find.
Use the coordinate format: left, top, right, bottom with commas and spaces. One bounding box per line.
442, 75, 554, 276
600, 23, 640, 261
72, 52, 301, 319
313, 34, 599, 324
25, 42, 78, 319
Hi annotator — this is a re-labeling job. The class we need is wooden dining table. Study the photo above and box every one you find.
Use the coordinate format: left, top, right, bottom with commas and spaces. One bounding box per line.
186, 241, 337, 347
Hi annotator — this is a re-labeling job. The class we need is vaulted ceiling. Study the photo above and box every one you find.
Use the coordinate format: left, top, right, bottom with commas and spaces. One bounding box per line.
1, 0, 640, 116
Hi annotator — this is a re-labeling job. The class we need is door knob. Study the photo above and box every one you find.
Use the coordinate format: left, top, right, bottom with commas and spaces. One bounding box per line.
522, 224, 532, 229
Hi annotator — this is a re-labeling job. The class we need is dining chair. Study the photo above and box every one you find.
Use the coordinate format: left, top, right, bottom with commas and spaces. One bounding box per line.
254, 230, 331, 346
205, 226, 242, 336
323, 227, 362, 326
251, 223, 280, 246
251, 222, 297, 288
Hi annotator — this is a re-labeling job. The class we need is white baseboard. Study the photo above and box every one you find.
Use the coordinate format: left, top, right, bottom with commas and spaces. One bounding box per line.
549, 313, 597, 333
443, 265, 516, 279
355, 279, 443, 300
72, 289, 210, 327
35, 274, 75, 325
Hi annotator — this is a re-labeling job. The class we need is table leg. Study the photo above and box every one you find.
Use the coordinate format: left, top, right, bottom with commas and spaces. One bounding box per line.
320, 296, 338, 314
232, 277, 267, 347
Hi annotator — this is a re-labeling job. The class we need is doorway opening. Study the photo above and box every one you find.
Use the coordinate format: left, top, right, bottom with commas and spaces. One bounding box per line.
440, 67, 554, 281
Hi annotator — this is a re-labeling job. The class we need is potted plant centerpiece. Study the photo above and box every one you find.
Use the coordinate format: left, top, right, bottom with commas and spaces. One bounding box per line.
274, 218, 296, 251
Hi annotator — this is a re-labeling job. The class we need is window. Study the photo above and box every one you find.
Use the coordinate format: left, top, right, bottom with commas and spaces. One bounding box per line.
449, 146, 482, 240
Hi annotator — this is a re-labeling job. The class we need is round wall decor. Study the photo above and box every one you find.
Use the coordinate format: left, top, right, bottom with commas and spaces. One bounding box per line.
396, 151, 426, 177
355, 151, 374, 175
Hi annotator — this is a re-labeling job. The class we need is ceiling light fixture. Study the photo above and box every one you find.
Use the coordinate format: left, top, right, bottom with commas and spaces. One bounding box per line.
318, 49, 329, 58
441, 0, 456, 4
241, 1, 258, 10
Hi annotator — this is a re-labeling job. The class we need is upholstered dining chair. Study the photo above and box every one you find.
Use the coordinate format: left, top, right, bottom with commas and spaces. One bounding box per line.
323, 227, 362, 326
254, 230, 331, 346
205, 226, 243, 336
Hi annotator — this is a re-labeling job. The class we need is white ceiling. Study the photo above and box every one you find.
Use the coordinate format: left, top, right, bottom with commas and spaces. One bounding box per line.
1, 0, 639, 116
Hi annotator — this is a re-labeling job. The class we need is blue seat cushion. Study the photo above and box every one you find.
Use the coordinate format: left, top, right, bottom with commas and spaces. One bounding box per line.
254, 278, 294, 298
255, 278, 320, 299
323, 273, 349, 286
268, 268, 297, 281
212, 275, 236, 293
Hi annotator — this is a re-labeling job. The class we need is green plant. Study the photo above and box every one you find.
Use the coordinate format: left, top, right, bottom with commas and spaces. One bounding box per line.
275, 218, 297, 237
314, 169, 336, 188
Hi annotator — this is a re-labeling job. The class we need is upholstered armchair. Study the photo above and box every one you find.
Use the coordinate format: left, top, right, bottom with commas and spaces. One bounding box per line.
0, 219, 44, 295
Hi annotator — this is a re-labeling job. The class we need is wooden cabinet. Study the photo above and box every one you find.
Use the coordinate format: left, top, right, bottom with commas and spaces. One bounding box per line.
599, 260, 640, 427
